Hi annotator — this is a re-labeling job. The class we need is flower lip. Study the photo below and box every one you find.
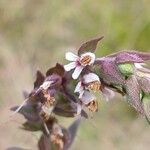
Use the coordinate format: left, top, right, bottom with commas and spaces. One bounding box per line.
83, 73, 101, 92
87, 81, 101, 92
86, 100, 98, 112
79, 52, 96, 66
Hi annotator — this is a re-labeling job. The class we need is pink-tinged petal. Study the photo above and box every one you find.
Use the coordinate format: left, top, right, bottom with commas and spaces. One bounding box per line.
72, 66, 84, 79
64, 62, 76, 71
83, 73, 100, 83
81, 91, 95, 105
80, 52, 96, 65
65, 52, 79, 61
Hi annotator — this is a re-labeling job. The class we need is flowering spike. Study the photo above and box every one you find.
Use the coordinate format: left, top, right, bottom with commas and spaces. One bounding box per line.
11, 37, 150, 150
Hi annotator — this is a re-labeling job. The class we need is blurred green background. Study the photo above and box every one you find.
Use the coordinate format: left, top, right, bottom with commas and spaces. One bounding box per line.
0, 0, 150, 149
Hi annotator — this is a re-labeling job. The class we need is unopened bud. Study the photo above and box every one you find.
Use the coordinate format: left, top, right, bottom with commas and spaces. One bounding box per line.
118, 63, 134, 76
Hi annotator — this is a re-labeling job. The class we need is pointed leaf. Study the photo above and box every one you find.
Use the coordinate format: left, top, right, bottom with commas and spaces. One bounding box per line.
78, 36, 104, 55
11, 103, 41, 122
142, 94, 150, 122
34, 70, 45, 88
38, 134, 52, 150
64, 118, 81, 150
99, 58, 125, 84
138, 77, 150, 94
125, 75, 144, 114
115, 51, 150, 64
46, 63, 65, 77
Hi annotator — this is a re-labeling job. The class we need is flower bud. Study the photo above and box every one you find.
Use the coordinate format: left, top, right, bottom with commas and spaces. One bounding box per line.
118, 63, 135, 76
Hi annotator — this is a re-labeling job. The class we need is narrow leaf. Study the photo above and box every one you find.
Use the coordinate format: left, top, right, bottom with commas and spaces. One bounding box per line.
115, 51, 150, 64
64, 118, 81, 150
38, 134, 52, 150
125, 75, 144, 114
142, 94, 150, 122
34, 70, 45, 88
138, 77, 150, 94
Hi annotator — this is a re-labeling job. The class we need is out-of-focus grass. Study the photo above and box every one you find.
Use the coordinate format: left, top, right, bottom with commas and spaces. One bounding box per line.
0, 0, 150, 149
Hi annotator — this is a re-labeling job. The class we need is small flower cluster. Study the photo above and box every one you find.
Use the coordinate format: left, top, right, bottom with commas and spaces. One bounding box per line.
11, 37, 150, 150
65, 51, 101, 113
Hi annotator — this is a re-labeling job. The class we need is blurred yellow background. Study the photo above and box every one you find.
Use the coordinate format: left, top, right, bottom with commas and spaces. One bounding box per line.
0, 0, 150, 149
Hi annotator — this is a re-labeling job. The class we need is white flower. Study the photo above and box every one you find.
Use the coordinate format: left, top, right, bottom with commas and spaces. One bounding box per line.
64, 52, 96, 79
74, 73, 101, 98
